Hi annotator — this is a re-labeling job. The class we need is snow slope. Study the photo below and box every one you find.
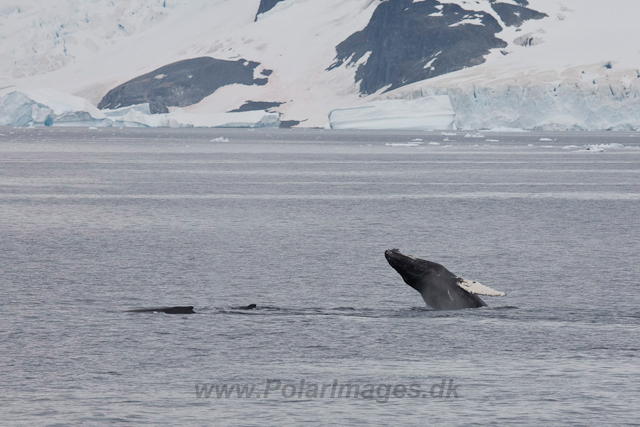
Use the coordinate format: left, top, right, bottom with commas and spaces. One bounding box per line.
0, 0, 379, 127
1, 0, 640, 129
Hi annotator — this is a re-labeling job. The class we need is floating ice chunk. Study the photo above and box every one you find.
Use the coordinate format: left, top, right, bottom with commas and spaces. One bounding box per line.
599, 143, 623, 149
579, 143, 624, 152
386, 143, 421, 147
108, 108, 279, 129
465, 133, 485, 138
539, 138, 553, 141
411, 138, 423, 142
428, 142, 440, 145
580, 146, 605, 153
527, 144, 534, 147
562, 145, 579, 149
486, 127, 528, 132
211, 137, 229, 142
441, 132, 456, 136
485, 139, 499, 142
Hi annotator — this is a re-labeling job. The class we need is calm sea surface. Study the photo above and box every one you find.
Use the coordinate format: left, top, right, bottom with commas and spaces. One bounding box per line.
1, 127, 639, 426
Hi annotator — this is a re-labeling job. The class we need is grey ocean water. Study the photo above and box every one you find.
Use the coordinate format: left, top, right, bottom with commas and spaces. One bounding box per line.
1, 127, 639, 425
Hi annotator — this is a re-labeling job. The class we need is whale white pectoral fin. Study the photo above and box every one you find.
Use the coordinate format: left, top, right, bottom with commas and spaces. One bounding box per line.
456, 277, 506, 296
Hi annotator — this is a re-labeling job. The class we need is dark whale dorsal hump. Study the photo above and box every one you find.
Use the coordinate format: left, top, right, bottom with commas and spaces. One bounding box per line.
126, 306, 195, 314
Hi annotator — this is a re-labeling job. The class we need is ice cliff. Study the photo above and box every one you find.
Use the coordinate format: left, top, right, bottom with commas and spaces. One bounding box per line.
0, 89, 279, 128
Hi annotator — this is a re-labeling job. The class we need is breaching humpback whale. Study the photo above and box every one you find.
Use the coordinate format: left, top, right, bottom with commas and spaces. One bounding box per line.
125, 306, 195, 314
385, 249, 506, 310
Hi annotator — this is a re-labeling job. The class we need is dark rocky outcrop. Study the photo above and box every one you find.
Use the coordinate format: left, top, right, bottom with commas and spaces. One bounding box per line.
279, 120, 301, 129
330, 0, 547, 95
98, 57, 268, 114
255, 0, 286, 21
228, 100, 283, 113
490, 2, 547, 27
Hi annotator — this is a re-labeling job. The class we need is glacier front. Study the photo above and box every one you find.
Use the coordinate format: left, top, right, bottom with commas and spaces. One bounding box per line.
328, 96, 455, 130
381, 66, 640, 131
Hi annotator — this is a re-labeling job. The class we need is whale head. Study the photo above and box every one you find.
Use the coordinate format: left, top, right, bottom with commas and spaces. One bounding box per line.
384, 248, 456, 293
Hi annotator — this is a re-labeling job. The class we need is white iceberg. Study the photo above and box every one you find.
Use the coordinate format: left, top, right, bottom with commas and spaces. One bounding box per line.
328, 96, 455, 130
0, 89, 107, 126
0, 89, 280, 128
386, 142, 422, 147
105, 107, 279, 129
486, 127, 528, 133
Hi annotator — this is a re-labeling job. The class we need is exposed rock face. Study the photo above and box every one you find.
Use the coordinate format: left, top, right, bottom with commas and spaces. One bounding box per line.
490, 2, 547, 27
255, 0, 286, 21
228, 101, 283, 113
330, 0, 546, 95
98, 57, 267, 114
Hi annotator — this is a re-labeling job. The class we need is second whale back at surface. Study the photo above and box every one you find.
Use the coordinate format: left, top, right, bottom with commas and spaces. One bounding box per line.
125, 306, 195, 314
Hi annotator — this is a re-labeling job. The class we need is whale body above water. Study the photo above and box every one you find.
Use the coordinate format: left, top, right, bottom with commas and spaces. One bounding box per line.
385, 249, 506, 310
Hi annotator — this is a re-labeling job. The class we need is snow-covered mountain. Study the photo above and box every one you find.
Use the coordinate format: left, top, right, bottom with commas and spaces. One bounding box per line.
1, 0, 639, 130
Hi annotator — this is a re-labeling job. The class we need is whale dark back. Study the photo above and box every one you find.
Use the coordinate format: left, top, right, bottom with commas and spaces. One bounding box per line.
385, 249, 486, 310
126, 306, 195, 314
